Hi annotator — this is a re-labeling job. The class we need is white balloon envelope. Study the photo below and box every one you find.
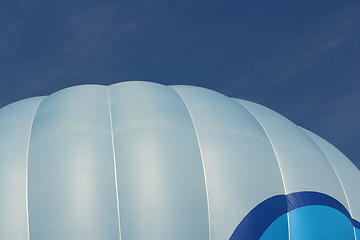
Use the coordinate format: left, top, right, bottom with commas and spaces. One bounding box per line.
0, 81, 359, 240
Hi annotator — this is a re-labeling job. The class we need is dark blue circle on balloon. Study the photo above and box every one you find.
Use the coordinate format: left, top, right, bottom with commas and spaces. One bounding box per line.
230, 191, 360, 240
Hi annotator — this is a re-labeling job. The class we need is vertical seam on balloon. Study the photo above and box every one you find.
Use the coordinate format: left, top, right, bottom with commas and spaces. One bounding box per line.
233, 100, 291, 240
107, 88, 122, 240
299, 128, 357, 240
172, 88, 212, 240
25, 97, 46, 240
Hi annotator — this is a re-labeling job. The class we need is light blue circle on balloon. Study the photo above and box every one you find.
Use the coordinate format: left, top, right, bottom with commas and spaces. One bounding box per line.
261, 205, 355, 240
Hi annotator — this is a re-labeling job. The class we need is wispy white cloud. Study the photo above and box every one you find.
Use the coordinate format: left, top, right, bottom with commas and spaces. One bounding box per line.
0, 1, 149, 104
231, 2, 360, 85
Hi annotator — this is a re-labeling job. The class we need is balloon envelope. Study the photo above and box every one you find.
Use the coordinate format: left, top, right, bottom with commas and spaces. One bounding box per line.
0, 81, 359, 240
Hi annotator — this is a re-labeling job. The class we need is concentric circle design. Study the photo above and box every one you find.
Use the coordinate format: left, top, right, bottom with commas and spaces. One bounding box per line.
230, 191, 360, 239
0, 81, 359, 240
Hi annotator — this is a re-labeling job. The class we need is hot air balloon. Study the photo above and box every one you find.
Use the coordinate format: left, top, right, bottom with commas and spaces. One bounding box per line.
0, 81, 359, 240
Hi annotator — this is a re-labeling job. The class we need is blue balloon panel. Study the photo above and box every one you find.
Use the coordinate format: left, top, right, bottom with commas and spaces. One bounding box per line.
262, 206, 353, 240
231, 191, 358, 240
260, 214, 288, 240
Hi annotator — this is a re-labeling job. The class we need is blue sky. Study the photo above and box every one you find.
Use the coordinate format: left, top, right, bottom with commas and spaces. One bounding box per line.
0, 0, 359, 168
